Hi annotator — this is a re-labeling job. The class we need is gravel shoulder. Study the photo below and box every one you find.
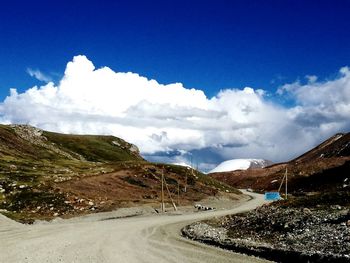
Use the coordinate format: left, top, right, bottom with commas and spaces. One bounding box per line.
183, 201, 350, 263
0, 192, 270, 263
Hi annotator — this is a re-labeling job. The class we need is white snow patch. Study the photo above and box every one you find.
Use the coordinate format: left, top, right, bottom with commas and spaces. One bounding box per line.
172, 162, 193, 169
209, 159, 270, 173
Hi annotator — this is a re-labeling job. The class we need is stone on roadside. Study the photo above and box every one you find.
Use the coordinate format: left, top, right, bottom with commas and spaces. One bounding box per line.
303, 208, 312, 214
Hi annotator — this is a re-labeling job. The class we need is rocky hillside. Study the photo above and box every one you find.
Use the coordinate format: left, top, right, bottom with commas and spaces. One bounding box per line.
0, 125, 238, 223
291, 133, 350, 163
210, 132, 350, 195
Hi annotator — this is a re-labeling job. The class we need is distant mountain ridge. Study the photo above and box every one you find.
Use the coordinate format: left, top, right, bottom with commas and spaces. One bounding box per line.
210, 132, 350, 193
209, 159, 273, 173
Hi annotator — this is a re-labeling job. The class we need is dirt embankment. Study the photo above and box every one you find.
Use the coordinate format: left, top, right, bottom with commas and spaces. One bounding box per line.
182, 205, 350, 263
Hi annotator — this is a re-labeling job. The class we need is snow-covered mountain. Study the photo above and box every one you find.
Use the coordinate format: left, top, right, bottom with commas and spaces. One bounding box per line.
209, 159, 272, 173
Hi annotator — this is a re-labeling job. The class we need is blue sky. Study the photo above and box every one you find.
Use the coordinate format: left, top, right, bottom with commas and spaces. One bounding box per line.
0, 0, 350, 171
1, 0, 349, 99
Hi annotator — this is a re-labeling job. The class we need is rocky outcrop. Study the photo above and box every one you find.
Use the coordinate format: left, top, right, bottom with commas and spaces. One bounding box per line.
11, 124, 84, 160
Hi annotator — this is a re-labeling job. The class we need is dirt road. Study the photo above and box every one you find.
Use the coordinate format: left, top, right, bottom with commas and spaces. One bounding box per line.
0, 192, 270, 263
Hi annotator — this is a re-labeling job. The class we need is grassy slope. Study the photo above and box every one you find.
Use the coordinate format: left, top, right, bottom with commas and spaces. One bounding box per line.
0, 125, 238, 223
0, 125, 144, 221
43, 131, 142, 162
0, 125, 142, 187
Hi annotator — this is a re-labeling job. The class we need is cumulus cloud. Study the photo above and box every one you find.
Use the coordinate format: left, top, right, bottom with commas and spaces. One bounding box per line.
26, 68, 52, 83
1, 55, 349, 171
279, 67, 350, 130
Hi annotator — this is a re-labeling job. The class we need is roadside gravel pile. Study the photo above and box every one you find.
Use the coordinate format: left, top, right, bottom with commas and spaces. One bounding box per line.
182, 205, 350, 262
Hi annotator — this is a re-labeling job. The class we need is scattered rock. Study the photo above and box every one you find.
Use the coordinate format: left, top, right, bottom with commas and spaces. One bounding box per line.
183, 205, 350, 262
9, 164, 17, 170
194, 204, 215, 211
11, 124, 84, 160
112, 141, 121, 147
129, 144, 140, 154
339, 209, 349, 216
303, 208, 312, 214
331, 205, 342, 210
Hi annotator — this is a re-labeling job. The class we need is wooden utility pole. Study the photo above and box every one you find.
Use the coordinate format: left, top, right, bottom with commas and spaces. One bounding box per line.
285, 168, 288, 200
278, 169, 286, 193
164, 181, 177, 211
161, 170, 165, 212
278, 168, 288, 199
177, 182, 180, 206
160, 167, 177, 212
164, 178, 177, 211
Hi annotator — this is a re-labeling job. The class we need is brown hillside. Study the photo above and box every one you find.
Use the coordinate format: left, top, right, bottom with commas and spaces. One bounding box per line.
291, 133, 350, 163
210, 132, 350, 193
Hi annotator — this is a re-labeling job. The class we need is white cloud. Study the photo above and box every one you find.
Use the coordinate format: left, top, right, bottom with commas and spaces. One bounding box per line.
1, 55, 349, 171
305, 75, 318, 83
280, 67, 350, 128
26, 68, 52, 83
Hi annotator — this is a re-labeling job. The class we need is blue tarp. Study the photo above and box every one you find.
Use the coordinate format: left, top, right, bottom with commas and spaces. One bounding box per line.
264, 192, 281, 201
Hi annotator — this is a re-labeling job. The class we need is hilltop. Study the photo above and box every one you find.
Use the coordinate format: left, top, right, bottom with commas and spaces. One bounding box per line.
0, 124, 238, 223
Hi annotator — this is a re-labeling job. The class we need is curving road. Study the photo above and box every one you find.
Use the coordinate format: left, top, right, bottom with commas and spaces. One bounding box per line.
0, 192, 271, 263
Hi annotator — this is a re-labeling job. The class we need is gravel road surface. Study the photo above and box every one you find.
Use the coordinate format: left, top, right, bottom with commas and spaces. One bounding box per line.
0, 191, 270, 263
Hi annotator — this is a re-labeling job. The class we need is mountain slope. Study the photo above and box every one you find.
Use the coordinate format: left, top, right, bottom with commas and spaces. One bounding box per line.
0, 124, 142, 161
291, 133, 350, 163
0, 124, 239, 223
210, 132, 350, 195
